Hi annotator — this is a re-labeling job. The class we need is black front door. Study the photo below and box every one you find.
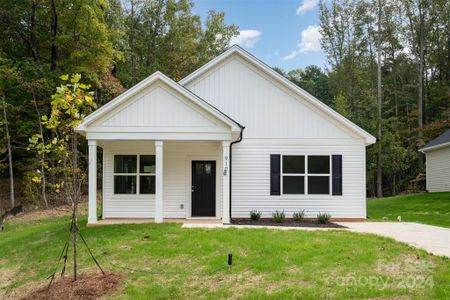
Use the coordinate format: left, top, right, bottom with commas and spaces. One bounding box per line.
191, 161, 216, 217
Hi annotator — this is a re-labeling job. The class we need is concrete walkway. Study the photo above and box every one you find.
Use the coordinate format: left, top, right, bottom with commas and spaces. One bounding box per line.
183, 221, 450, 258
337, 222, 450, 258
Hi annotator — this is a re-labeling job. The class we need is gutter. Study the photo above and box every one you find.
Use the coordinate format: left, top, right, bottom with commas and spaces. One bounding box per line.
229, 125, 245, 223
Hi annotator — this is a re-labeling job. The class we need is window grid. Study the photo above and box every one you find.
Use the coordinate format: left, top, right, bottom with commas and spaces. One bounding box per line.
281, 155, 332, 195
113, 155, 156, 195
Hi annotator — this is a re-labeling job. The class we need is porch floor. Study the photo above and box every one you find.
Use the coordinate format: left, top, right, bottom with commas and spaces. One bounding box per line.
88, 218, 222, 226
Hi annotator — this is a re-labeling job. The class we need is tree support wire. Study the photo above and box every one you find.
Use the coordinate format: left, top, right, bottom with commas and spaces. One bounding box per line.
47, 212, 104, 289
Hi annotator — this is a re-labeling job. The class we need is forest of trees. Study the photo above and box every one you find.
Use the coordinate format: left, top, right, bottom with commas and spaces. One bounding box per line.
0, 0, 449, 209
280, 0, 449, 197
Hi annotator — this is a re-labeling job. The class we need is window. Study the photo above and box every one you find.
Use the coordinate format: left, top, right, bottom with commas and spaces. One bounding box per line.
139, 155, 156, 194
282, 155, 305, 194
281, 155, 330, 195
307, 156, 330, 194
114, 155, 155, 194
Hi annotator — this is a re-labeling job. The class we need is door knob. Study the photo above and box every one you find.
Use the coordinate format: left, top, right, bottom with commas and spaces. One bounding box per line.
191, 186, 194, 193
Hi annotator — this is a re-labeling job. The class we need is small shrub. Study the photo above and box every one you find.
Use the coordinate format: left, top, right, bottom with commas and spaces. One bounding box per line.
272, 210, 285, 223
293, 210, 305, 222
317, 212, 331, 224
250, 210, 262, 221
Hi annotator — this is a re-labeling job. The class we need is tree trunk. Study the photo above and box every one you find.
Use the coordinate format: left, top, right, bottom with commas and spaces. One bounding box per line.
376, 0, 383, 198
50, 0, 58, 70
29, 0, 41, 64
2, 95, 15, 208
130, 0, 136, 84
72, 131, 78, 281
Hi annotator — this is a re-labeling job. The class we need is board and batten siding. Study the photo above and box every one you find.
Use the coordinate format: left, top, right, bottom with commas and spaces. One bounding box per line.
89, 81, 231, 136
425, 147, 450, 192
185, 56, 359, 140
231, 140, 367, 218
102, 140, 222, 219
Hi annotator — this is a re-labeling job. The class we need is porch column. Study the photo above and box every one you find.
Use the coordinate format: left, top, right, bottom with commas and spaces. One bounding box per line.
88, 140, 97, 224
222, 141, 231, 224
155, 141, 164, 223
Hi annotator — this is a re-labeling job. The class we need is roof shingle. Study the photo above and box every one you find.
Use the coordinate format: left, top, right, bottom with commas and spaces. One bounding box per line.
422, 129, 450, 151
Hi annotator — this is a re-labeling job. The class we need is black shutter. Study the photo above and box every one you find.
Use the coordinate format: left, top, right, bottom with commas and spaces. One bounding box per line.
270, 154, 281, 195
332, 155, 342, 195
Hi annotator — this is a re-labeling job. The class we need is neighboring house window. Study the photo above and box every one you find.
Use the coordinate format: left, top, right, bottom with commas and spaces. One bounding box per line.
114, 155, 155, 194
281, 155, 330, 195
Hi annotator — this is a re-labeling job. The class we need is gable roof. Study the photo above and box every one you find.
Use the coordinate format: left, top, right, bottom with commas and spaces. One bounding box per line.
420, 129, 450, 152
180, 45, 376, 145
76, 71, 242, 133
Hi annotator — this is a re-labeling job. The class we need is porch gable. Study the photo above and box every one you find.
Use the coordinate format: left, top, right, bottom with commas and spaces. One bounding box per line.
76, 72, 241, 140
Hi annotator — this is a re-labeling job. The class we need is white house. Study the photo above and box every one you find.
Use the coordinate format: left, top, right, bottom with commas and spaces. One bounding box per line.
420, 129, 450, 192
76, 45, 376, 224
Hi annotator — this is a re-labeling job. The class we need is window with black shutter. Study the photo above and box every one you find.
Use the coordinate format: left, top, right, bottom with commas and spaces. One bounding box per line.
271, 154, 342, 196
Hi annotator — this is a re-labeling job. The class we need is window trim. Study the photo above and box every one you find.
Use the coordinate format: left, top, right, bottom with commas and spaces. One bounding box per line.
281, 154, 332, 196
113, 154, 156, 195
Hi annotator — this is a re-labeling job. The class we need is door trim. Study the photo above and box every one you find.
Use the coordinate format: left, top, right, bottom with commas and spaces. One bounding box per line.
191, 160, 216, 217
185, 156, 219, 218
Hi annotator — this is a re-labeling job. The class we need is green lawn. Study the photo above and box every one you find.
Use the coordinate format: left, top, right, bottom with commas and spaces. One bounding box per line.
367, 192, 450, 228
1, 214, 449, 299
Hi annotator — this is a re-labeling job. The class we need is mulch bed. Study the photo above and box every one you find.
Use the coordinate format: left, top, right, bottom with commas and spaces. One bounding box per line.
232, 219, 347, 228
21, 272, 123, 300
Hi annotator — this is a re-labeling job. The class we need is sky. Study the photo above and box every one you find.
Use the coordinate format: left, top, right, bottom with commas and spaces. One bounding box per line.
192, 0, 327, 72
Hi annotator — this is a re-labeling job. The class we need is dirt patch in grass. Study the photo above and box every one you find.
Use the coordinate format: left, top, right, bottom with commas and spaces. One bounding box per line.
6, 203, 88, 225
232, 219, 346, 228
375, 253, 434, 277
0, 264, 19, 298
20, 272, 123, 300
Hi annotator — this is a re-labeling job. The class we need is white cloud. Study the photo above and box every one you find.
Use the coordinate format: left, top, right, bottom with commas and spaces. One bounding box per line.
284, 25, 322, 60
229, 30, 262, 48
296, 0, 319, 15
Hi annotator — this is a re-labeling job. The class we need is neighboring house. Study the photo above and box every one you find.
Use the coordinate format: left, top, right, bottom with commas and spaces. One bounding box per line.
76, 45, 376, 224
420, 129, 450, 192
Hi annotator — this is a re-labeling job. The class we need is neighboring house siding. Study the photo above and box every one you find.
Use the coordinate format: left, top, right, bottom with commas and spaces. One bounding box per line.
231, 139, 366, 219
102, 140, 222, 218
185, 56, 359, 140
426, 147, 450, 192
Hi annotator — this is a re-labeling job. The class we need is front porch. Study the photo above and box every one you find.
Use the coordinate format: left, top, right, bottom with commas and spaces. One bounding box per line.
74, 72, 242, 225
87, 140, 232, 225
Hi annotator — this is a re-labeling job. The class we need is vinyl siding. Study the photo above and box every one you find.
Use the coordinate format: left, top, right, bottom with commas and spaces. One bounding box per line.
426, 147, 450, 192
183, 54, 368, 219
231, 139, 366, 219
102, 140, 222, 219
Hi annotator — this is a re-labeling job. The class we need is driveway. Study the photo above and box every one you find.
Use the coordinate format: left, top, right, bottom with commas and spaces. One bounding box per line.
337, 222, 450, 258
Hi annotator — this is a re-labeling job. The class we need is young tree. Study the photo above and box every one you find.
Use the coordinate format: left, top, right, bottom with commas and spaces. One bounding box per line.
36, 74, 96, 280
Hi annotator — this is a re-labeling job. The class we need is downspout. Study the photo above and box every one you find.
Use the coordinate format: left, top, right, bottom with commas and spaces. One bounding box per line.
229, 126, 245, 223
